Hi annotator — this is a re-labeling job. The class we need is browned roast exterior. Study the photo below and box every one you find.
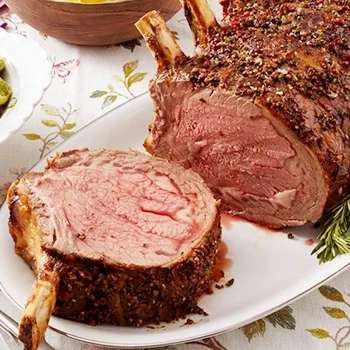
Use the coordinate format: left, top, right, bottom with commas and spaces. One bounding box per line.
145, 0, 350, 228
7, 149, 221, 347
55, 232, 220, 326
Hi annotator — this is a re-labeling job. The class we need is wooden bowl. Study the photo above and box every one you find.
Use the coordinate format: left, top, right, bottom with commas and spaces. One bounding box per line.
4, 0, 181, 46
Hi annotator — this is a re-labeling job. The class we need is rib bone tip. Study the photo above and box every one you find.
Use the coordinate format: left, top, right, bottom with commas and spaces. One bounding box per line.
135, 11, 186, 72
180, 0, 220, 43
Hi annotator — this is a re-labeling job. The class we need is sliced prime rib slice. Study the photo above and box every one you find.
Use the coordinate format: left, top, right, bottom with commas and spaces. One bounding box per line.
7, 148, 221, 350
135, 0, 350, 228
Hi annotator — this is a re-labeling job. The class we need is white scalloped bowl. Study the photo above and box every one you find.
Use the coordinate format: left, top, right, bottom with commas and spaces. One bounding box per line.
0, 29, 52, 144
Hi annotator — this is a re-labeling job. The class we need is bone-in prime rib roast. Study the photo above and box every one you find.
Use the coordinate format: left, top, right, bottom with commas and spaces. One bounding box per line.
136, 0, 350, 228
7, 149, 221, 350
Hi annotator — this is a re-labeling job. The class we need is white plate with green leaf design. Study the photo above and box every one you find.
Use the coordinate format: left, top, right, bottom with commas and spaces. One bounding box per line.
0, 28, 52, 144
0, 93, 350, 348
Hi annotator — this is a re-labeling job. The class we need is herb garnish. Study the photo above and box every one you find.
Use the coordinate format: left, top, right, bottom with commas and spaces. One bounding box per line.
312, 190, 350, 263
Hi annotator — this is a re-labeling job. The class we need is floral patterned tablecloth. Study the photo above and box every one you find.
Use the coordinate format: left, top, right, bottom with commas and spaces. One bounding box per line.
1, 1, 350, 349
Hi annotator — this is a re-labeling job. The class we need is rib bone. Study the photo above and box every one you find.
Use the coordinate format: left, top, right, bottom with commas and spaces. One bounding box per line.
18, 253, 61, 350
135, 11, 187, 73
179, 0, 219, 44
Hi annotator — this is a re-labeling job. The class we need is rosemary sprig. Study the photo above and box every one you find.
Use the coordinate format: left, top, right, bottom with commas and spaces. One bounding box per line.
312, 190, 350, 263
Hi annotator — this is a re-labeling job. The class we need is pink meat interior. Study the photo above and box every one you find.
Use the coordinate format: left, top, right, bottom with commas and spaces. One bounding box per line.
21, 150, 217, 267
150, 86, 327, 227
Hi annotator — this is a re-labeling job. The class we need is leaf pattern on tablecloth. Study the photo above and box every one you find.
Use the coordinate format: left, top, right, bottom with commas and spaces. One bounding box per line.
307, 328, 331, 339
90, 60, 147, 109
188, 337, 227, 349
240, 306, 296, 342
23, 103, 77, 159
306, 285, 350, 349
323, 307, 347, 319
241, 319, 267, 342
116, 39, 142, 52
319, 285, 348, 304
265, 306, 296, 329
